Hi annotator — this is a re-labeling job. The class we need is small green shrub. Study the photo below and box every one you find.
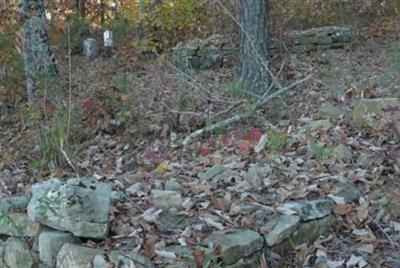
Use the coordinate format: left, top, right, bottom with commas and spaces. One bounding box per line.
267, 131, 287, 152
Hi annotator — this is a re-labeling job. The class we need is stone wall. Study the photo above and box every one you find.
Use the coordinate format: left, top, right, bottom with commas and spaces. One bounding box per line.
172, 34, 224, 70
288, 26, 351, 52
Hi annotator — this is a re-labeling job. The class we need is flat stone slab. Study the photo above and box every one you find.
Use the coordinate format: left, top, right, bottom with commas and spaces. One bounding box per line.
198, 165, 234, 183
28, 177, 111, 239
206, 229, 263, 265
263, 215, 300, 246
151, 190, 183, 209
282, 199, 333, 221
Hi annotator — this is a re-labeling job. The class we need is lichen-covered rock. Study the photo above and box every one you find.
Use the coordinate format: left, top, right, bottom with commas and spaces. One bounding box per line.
308, 119, 333, 131
198, 165, 234, 183
282, 199, 333, 221
107, 250, 155, 268
353, 98, 400, 132
38, 230, 80, 267
0, 212, 40, 237
28, 177, 111, 239
244, 164, 272, 189
272, 215, 336, 254
4, 238, 36, 268
332, 144, 353, 162
332, 177, 361, 203
56, 243, 102, 268
3, 195, 29, 209
263, 215, 300, 246
319, 105, 346, 118
206, 229, 263, 265
151, 190, 183, 209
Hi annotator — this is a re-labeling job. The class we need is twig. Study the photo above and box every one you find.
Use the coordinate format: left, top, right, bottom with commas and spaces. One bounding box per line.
182, 74, 311, 146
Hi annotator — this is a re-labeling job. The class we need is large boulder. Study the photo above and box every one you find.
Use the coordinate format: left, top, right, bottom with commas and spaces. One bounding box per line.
353, 98, 400, 132
27, 177, 112, 239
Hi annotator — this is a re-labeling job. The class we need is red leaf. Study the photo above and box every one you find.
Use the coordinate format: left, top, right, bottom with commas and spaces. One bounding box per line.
198, 145, 212, 156
247, 128, 263, 142
239, 140, 251, 153
193, 250, 204, 268
219, 135, 230, 145
83, 99, 94, 110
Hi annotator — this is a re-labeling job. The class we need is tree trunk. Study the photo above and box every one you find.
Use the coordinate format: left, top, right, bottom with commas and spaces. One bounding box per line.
22, 0, 57, 100
238, 0, 269, 94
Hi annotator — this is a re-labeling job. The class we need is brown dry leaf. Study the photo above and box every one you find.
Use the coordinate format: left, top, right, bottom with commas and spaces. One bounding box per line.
334, 204, 353, 216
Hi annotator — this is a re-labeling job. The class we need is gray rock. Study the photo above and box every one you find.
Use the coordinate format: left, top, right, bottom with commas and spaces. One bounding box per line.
225, 253, 261, 268
151, 190, 183, 209
244, 164, 272, 189
308, 119, 333, 131
111, 191, 126, 202
332, 144, 353, 162
165, 179, 183, 192
3, 195, 29, 209
206, 229, 263, 265
272, 215, 337, 254
319, 105, 346, 118
39, 230, 80, 267
353, 98, 400, 132
28, 177, 111, 239
107, 250, 155, 268
4, 238, 36, 268
229, 202, 258, 215
156, 209, 187, 234
56, 243, 102, 268
263, 215, 300, 246
333, 177, 361, 203
0, 212, 40, 237
126, 182, 146, 195
282, 199, 333, 221
198, 165, 234, 182
93, 255, 108, 268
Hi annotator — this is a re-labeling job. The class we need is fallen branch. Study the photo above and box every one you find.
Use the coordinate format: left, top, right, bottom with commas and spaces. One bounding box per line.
182, 74, 311, 146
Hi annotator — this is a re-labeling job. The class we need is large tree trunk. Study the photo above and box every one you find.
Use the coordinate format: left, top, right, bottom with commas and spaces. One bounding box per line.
238, 0, 269, 94
22, 0, 57, 100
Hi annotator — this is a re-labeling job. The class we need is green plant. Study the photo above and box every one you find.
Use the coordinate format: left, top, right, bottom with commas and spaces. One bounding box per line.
113, 73, 131, 93
222, 81, 247, 99
19, 103, 40, 126
37, 111, 74, 168
267, 131, 287, 152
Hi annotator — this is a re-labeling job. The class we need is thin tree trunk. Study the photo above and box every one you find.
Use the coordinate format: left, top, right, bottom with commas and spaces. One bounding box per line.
22, 0, 57, 100
238, 0, 269, 94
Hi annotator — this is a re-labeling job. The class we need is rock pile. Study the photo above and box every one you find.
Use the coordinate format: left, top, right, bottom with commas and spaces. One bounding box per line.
0, 177, 152, 268
172, 34, 224, 70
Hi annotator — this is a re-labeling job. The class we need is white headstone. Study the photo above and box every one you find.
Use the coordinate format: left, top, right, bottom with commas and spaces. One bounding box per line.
103, 30, 113, 47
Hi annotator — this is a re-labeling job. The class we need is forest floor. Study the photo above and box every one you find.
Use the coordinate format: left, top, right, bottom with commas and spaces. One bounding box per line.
1, 28, 400, 267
